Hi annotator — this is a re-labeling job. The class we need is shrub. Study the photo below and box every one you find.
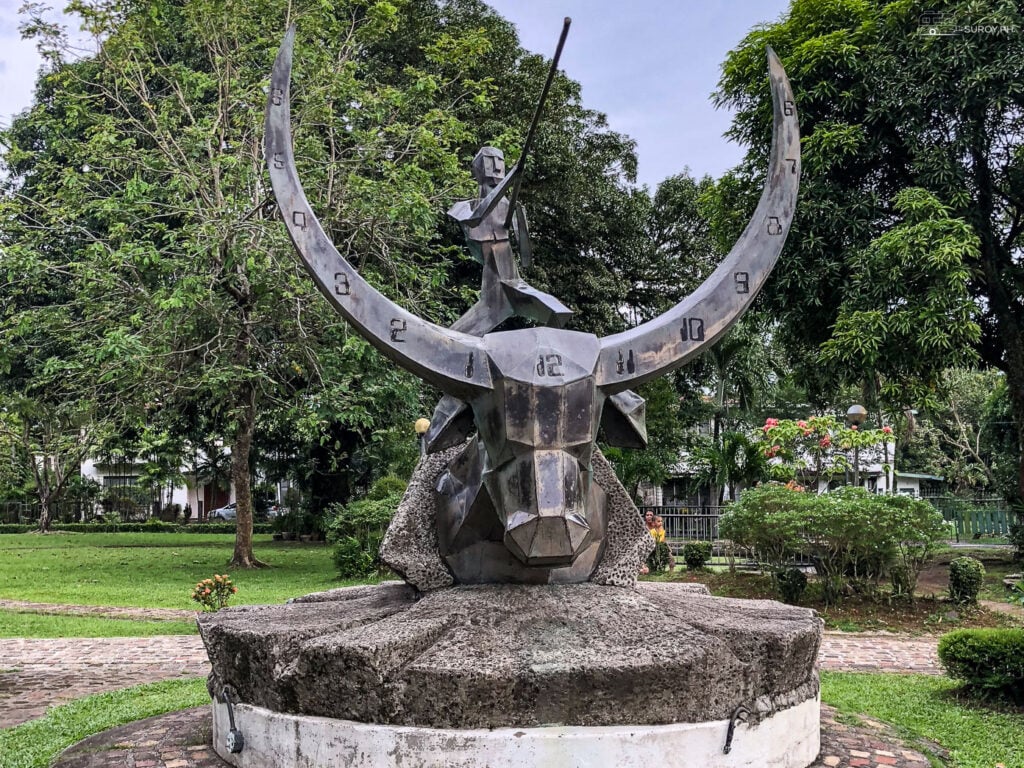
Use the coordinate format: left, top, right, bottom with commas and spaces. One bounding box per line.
876, 493, 947, 595
646, 541, 671, 573
324, 485, 404, 579
776, 567, 808, 605
938, 629, 1024, 703
1009, 519, 1024, 563
719, 485, 809, 571
191, 574, 237, 611
367, 476, 408, 500
722, 484, 945, 604
948, 556, 985, 603
682, 541, 712, 570
332, 536, 378, 578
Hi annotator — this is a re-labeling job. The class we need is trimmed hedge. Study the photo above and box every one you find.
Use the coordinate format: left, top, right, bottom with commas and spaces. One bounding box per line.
948, 556, 985, 604
681, 541, 712, 570
938, 629, 1024, 702
0, 523, 273, 535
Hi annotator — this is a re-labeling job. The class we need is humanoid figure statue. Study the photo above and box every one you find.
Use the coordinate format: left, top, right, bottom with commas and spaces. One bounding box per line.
446, 146, 572, 335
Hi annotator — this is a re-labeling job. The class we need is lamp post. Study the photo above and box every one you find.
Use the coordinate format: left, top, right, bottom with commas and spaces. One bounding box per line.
846, 404, 867, 488
414, 418, 431, 457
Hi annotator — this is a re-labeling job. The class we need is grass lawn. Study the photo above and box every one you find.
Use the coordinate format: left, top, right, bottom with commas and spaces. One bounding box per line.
0, 609, 196, 637
0, 678, 208, 768
0, 533, 367, 609
822, 672, 1024, 768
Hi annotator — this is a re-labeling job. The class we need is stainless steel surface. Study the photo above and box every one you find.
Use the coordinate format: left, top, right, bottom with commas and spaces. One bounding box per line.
267, 28, 800, 584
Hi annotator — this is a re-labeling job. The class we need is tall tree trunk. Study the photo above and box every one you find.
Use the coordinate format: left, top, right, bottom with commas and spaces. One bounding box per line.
229, 388, 264, 568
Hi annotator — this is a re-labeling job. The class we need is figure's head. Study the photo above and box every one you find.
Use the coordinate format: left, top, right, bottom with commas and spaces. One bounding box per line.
654, 515, 663, 528
472, 146, 505, 188
645, 511, 654, 525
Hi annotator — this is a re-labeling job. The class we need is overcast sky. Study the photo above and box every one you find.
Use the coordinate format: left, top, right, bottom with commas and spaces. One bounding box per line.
0, 0, 790, 189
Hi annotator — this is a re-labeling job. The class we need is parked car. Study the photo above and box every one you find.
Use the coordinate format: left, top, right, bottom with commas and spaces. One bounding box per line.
210, 502, 236, 522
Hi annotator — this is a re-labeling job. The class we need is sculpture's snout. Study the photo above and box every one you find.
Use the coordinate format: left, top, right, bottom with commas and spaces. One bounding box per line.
497, 450, 591, 566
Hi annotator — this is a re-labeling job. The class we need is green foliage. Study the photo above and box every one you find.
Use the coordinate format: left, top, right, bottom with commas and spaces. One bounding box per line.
1009, 519, 1024, 563
719, 484, 810, 570
190, 573, 237, 612
681, 541, 712, 571
948, 556, 986, 604
366, 475, 408, 501
776, 567, 808, 605
938, 629, 1024, 703
646, 540, 671, 573
324, 483, 403, 578
818, 189, 981, 411
689, 430, 771, 504
603, 375, 693, 500
760, 415, 891, 489
721, 485, 945, 603
332, 536, 379, 579
716, 0, 1024, 495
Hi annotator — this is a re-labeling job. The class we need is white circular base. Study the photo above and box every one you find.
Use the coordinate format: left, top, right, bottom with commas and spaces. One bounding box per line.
211, 695, 820, 768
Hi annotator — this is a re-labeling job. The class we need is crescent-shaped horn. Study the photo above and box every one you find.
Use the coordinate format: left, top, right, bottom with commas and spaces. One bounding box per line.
265, 26, 492, 397
596, 47, 799, 393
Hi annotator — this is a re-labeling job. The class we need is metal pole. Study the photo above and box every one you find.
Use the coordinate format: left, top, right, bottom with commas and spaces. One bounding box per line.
504, 17, 571, 229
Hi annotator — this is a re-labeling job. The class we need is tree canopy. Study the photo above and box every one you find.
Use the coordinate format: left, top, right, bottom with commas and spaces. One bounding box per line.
717, 0, 1024, 496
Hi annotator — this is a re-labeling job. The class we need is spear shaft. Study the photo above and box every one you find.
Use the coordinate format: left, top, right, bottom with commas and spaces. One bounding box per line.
504, 17, 571, 230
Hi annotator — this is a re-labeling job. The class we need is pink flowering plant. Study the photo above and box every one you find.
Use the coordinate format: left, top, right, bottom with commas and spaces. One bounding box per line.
191, 574, 238, 612
758, 415, 891, 490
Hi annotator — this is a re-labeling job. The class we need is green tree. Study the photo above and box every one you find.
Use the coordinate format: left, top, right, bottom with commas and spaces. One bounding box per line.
716, 0, 1024, 498
2, 0, 493, 561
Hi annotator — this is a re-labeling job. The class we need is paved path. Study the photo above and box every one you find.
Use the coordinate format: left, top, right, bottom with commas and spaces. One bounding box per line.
0, 598, 195, 621
818, 632, 941, 675
0, 637, 209, 729
0, 631, 944, 731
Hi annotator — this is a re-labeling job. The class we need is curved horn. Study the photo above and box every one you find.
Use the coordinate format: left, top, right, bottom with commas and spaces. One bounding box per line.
597, 48, 799, 393
265, 27, 491, 397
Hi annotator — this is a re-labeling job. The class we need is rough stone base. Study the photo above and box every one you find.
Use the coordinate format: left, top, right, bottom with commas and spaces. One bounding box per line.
211, 694, 821, 768
199, 582, 822, 729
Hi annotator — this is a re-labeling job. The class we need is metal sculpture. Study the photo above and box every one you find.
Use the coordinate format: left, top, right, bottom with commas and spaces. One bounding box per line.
265, 25, 800, 583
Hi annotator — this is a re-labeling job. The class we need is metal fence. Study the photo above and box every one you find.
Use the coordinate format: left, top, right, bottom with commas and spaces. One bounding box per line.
925, 496, 1015, 541
639, 506, 724, 542
0, 498, 159, 525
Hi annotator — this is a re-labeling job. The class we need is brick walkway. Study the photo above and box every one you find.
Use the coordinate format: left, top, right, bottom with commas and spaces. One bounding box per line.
0, 637, 209, 729
0, 598, 195, 621
2, 627, 948, 767
818, 632, 941, 675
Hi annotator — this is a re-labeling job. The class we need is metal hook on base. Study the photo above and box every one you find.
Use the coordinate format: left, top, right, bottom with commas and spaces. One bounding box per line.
723, 704, 751, 754
222, 686, 245, 754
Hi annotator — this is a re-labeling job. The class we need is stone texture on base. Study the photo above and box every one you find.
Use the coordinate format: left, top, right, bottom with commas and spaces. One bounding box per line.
211, 693, 820, 768
199, 582, 821, 729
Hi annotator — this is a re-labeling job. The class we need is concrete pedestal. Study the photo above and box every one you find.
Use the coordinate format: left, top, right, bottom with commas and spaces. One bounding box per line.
199, 582, 822, 767
212, 694, 820, 768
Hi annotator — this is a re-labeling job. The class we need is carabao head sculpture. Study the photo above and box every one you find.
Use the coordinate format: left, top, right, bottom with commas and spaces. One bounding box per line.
266, 27, 800, 584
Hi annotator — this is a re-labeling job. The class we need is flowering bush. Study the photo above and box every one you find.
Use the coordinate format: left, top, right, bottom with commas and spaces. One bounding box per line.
191, 574, 238, 611
758, 415, 891, 490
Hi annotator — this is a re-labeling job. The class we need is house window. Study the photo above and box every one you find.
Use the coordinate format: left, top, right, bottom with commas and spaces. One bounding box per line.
103, 476, 139, 488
